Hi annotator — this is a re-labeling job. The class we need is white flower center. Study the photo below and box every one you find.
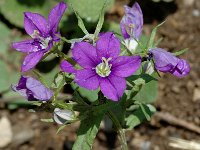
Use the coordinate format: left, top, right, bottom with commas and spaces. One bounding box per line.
31, 30, 52, 50
40, 37, 52, 49
95, 57, 112, 77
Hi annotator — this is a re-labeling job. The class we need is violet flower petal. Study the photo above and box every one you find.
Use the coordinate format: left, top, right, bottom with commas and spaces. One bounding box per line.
60, 60, 76, 73
12, 76, 53, 101
11, 86, 28, 99
12, 40, 39, 53
111, 55, 141, 77
72, 42, 99, 68
96, 32, 120, 59
48, 2, 67, 33
75, 69, 99, 90
26, 77, 53, 101
150, 48, 190, 77
171, 59, 190, 77
150, 48, 179, 72
120, 2, 143, 39
100, 75, 126, 101
16, 76, 27, 89
24, 12, 48, 36
21, 51, 44, 72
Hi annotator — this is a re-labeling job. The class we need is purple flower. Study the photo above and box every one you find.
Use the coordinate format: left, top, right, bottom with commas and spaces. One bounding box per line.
120, 2, 143, 40
60, 32, 141, 101
12, 2, 67, 72
149, 48, 190, 77
12, 76, 53, 101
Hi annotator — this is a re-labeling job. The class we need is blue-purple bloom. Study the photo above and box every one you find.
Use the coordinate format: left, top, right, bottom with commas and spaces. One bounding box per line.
60, 32, 141, 101
12, 2, 67, 72
120, 2, 143, 51
12, 76, 53, 101
149, 48, 190, 77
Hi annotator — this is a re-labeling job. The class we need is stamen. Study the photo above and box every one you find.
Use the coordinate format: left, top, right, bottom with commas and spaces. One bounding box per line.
95, 57, 112, 77
31, 30, 52, 50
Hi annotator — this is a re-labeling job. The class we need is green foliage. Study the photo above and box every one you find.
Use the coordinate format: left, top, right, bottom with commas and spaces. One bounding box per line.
0, 0, 58, 27
0, 22, 21, 92
72, 112, 104, 150
146, 21, 165, 50
94, 0, 107, 39
71, 83, 99, 102
125, 104, 156, 129
71, 4, 89, 35
0, 0, 114, 28
173, 48, 188, 56
127, 74, 158, 103
68, 0, 114, 22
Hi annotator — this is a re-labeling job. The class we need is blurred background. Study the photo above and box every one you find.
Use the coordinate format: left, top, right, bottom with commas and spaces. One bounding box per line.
0, 0, 200, 149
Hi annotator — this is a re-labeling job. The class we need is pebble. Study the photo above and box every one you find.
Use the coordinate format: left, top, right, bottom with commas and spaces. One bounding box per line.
193, 88, 200, 101
171, 86, 180, 93
0, 116, 13, 148
12, 124, 34, 147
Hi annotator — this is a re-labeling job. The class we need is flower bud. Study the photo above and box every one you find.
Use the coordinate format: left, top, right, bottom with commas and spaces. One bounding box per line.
53, 108, 74, 125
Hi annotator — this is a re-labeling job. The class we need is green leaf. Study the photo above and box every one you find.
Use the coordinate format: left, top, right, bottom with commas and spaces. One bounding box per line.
57, 125, 67, 134
72, 112, 104, 150
0, 0, 58, 27
41, 118, 54, 123
146, 21, 165, 49
68, 0, 114, 22
127, 74, 158, 103
104, 21, 121, 37
0, 22, 21, 92
73, 91, 88, 105
125, 104, 156, 129
51, 72, 65, 89
0, 22, 10, 54
39, 65, 60, 87
70, 4, 89, 35
173, 48, 188, 56
94, 0, 107, 38
71, 83, 99, 102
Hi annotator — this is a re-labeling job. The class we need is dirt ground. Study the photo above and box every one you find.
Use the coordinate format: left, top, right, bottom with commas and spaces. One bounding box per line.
0, 0, 200, 150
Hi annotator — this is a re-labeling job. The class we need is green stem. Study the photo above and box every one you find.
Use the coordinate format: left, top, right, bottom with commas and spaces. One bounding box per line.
107, 111, 128, 150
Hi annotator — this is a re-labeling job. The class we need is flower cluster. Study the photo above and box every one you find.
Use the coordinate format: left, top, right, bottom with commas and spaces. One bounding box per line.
12, 2, 67, 72
12, 2, 190, 102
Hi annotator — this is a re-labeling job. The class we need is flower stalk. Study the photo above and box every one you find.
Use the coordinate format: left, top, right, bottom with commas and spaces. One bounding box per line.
107, 111, 128, 150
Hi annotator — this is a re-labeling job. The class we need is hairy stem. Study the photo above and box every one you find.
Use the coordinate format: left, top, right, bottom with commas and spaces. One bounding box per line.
107, 111, 128, 150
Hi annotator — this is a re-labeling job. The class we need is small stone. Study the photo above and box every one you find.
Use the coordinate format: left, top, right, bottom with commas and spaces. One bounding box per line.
0, 116, 13, 148
193, 88, 200, 101
193, 9, 200, 17
171, 86, 180, 93
12, 124, 34, 147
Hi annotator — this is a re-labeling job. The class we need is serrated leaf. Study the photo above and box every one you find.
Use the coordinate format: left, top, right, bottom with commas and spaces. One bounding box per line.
72, 112, 104, 150
147, 21, 165, 49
